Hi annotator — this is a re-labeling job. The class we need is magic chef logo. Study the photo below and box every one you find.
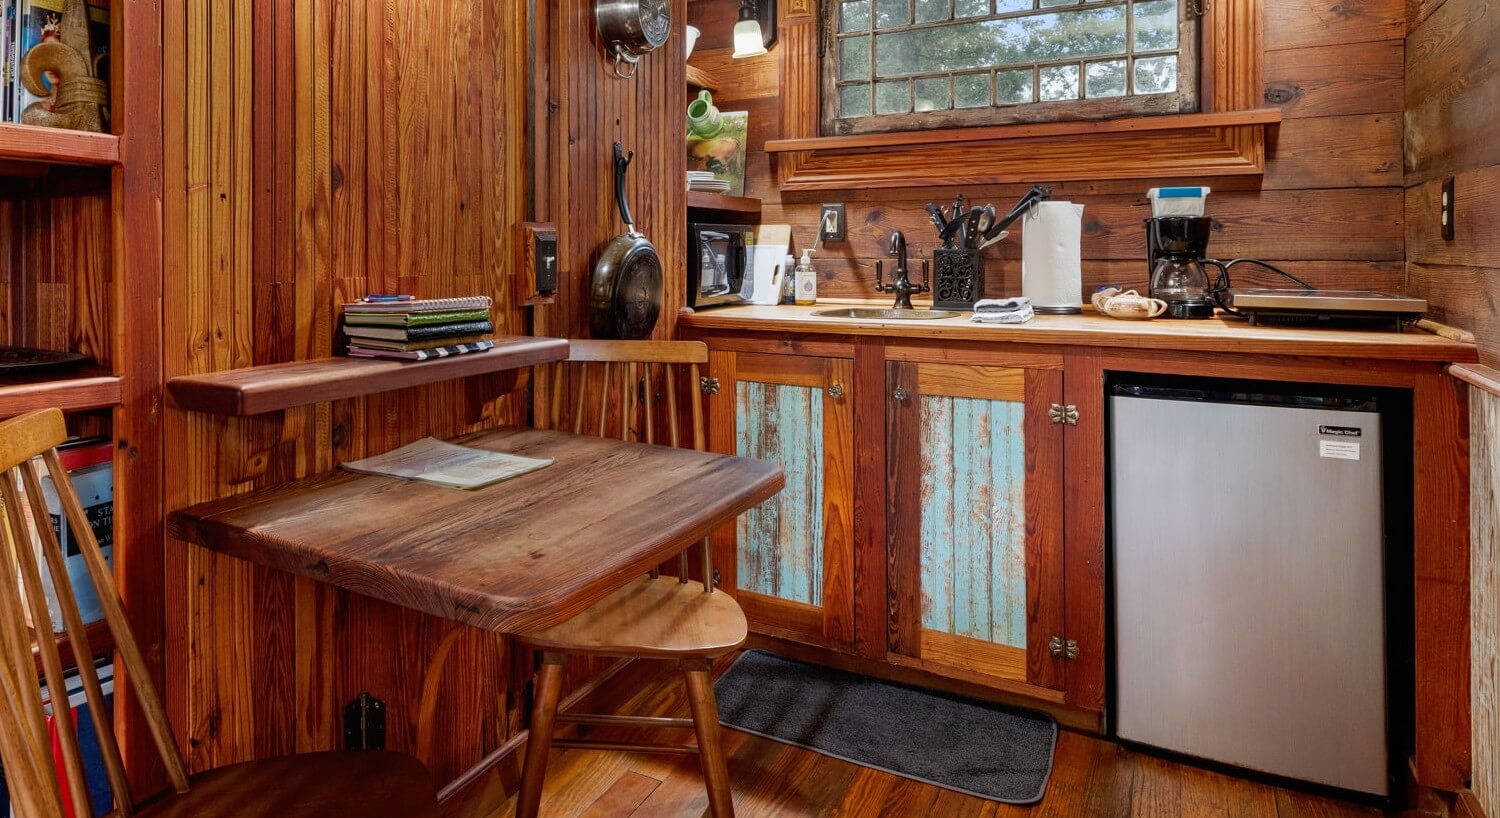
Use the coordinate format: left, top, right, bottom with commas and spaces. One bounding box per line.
1319, 425, 1363, 438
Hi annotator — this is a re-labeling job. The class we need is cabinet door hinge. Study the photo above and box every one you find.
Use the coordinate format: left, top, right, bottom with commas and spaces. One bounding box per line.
1048, 404, 1080, 425
1048, 636, 1079, 660
700, 376, 721, 395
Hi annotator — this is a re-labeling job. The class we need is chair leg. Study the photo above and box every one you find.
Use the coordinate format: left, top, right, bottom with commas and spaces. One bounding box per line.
683, 659, 735, 818
516, 652, 567, 818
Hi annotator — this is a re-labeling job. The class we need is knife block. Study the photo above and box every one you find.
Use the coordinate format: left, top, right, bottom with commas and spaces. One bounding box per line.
933, 249, 985, 309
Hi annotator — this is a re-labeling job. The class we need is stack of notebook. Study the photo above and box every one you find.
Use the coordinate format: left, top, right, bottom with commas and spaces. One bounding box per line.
342, 296, 496, 361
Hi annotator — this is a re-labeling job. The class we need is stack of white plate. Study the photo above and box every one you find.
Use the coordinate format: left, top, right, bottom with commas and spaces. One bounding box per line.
687, 171, 730, 193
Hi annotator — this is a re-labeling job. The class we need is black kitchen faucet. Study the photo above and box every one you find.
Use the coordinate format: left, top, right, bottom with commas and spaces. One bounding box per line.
875, 230, 930, 310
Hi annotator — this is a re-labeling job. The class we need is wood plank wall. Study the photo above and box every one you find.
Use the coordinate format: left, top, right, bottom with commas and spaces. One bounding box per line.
158, 0, 532, 800
1405, 1, 1500, 814
1404, 0, 1499, 365
686, 0, 1407, 299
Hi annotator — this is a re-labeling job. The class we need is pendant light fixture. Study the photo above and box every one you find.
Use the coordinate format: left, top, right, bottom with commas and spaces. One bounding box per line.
732, 0, 775, 59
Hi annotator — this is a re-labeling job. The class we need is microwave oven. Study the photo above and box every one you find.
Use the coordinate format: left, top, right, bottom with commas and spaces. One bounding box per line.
688, 223, 754, 309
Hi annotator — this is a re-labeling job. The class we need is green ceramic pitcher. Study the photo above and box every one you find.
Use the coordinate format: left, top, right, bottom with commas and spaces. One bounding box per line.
686, 90, 722, 139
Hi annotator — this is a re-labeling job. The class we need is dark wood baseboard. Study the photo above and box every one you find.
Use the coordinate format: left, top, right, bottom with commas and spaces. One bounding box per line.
436, 657, 634, 817
746, 634, 1104, 732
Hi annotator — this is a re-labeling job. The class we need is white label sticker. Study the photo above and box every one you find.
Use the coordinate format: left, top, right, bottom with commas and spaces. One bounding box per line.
1319, 440, 1361, 461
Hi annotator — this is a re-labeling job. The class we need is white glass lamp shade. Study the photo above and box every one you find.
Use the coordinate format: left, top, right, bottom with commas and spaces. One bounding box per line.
732, 17, 767, 59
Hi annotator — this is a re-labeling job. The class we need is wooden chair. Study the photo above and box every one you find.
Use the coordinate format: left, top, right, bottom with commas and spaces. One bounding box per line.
516, 340, 746, 818
0, 408, 440, 818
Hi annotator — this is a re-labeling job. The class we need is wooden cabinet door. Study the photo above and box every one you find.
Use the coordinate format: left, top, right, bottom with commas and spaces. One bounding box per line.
709, 350, 856, 649
885, 359, 1067, 695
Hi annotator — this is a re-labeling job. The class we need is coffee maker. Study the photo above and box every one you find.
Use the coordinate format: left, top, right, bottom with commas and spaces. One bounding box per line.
1145, 216, 1223, 319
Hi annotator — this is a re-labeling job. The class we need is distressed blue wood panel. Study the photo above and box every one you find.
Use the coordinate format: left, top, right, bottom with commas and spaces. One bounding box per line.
919, 395, 1027, 648
735, 380, 824, 605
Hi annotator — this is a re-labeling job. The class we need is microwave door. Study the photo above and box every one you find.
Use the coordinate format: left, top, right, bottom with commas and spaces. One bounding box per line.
700, 231, 733, 298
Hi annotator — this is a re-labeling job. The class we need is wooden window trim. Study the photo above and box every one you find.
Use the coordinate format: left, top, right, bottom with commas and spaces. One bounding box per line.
769, 0, 1273, 191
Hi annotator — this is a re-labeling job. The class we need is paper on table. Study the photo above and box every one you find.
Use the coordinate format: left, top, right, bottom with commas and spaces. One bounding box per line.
340, 437, 552, 490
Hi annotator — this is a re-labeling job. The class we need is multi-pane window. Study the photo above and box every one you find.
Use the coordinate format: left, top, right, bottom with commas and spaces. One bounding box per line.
824, 0, 1199, 134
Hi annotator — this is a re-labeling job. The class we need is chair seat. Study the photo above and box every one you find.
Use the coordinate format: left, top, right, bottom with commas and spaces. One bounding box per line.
517, 576, 748, 659
134, 751, 439, 818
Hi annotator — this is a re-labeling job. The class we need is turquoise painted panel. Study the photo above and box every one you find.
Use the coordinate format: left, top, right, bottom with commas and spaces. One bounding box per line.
918, 395, 1027, 648
735, 380, 825, 606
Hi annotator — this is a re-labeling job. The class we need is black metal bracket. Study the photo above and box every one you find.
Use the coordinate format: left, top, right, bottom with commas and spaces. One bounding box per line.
343, 692, 387, 751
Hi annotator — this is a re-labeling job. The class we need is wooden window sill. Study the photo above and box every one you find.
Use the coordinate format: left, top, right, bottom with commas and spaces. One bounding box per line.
763, 108, 1282, 191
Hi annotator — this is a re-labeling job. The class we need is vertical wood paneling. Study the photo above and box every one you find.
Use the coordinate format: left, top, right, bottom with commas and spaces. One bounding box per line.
161, 0, 529, 799
918, 396, 1027, 649
735, 380, 825, 606
1472, 388, 1500, 817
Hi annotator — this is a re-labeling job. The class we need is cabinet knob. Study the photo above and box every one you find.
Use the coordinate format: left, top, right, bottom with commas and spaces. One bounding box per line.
892, 387, 909, 402
827, 383, 844, 399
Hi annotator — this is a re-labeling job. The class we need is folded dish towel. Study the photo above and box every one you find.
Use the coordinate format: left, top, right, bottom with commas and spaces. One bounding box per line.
970, 297, 1034, 325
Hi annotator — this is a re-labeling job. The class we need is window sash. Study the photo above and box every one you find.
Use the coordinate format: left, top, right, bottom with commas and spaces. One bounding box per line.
821, 0, 1199, 136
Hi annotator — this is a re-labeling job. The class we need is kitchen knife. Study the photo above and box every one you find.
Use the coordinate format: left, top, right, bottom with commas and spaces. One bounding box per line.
924, 202, 949, 237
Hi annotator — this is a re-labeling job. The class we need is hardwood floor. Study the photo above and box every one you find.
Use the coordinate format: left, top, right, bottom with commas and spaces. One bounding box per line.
497, 656, 1402, 818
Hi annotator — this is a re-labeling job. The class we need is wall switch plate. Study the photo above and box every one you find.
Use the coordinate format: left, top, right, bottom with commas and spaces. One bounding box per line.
820, 203, 846, 242
1441, 176, 1456, 241
517, 222, 559, 304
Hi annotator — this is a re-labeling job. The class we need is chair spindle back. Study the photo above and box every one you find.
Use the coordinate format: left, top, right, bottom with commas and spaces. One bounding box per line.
0, 409, 188, 818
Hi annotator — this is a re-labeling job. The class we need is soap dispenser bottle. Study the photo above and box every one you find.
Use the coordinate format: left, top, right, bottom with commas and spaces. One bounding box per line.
794, 250, 818, 306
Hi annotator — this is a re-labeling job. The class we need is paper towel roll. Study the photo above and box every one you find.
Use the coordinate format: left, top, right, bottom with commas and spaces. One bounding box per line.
1022, 201, 1085, 314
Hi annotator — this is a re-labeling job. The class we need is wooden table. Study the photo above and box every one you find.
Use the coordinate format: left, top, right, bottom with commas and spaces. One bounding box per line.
167, 427, 784, 634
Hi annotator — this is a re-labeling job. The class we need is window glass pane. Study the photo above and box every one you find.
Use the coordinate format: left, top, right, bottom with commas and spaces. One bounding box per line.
875, 0, 910, 28
1039, 64, 1079, 100
915, 0, 950, 23
1133, 0, 1177, 50
876, 79, 911, 113
840, 84, 872, 116
874, 7, 1128, 77
994, 0, 1030, 9
1134, 54, 1177, 93
955, 73, 991, 107
956, 0, 990, 17
914, 77, 951, 111
840, 0, 872, 32
996, 68, 1033, 104
841, 36, 871, 81
1086, 59, 1126, 97
1038, 0, 1078, 7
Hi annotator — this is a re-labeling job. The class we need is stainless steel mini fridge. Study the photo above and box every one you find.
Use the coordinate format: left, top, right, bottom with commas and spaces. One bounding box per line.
1110, 378, 1399, 796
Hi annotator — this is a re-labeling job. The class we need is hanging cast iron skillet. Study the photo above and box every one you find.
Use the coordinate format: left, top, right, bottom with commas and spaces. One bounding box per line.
589, 142, 663, 339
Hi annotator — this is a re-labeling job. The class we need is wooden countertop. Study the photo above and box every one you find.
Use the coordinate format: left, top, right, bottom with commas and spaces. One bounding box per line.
680, 304, 1479, 363
167, 427, 784, 635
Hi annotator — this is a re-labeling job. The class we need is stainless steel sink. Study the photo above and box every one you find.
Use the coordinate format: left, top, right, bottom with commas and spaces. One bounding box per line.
813, 307, 960, 320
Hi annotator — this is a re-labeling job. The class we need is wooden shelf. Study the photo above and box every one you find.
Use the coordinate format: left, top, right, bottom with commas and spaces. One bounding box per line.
685, 65, 720, 92
1450, 363, 1500, 398
0, 123, 120, 167
0, 368, 123, 418
687, 191, 762, 220
167, 335, 570, 416
32, 620, 115, 677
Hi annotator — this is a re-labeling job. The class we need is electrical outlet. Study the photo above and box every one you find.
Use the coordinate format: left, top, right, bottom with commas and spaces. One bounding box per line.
820, 203, 846, 242
1441, 176, 1456, 241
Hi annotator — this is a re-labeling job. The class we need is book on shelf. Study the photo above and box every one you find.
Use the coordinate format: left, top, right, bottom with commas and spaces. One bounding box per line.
346, 340, 496, 362
39, 662, 115, 818
342, 309, 492, 328
346, 334, 487, 353
343, 295, 493, 315
17, 437, 113, 635
343, 321, 493, 343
